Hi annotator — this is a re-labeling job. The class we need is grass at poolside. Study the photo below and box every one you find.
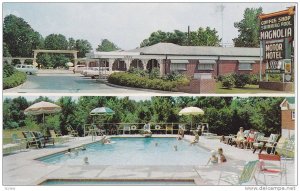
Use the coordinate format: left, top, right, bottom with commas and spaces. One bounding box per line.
216, 82, 293, 94
3, 126, 40, 145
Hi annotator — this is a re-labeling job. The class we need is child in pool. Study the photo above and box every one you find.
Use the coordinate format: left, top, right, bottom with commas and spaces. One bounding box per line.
218, 148, 227, 163
207, 150, 218, 165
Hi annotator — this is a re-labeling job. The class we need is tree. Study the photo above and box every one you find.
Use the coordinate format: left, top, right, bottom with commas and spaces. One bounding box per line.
140, 27, 221, 47
96, 39, 120, 52
3, 14, 43, 57
189, 27, 221, 46
44, 34, 69, 50
233, 7, 263, 47
3, 43, 11, 57
75, 39, 92, 57
68, 38, 76, 50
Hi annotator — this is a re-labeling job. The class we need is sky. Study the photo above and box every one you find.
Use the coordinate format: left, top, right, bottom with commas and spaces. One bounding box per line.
3, 2, 296, 50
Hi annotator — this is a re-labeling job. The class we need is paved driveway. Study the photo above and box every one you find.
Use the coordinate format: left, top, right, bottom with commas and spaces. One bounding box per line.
4, 70, 175, 94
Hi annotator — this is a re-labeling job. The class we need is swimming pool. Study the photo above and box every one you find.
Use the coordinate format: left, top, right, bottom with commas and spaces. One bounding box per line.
40, 179, 196, 185
37, 137, 210, 165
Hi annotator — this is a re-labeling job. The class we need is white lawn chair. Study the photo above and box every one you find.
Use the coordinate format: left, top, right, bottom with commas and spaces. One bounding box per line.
218, 160, 259, 185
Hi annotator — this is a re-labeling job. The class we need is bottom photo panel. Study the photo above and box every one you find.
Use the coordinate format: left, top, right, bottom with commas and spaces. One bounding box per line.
3, 96, 296, 186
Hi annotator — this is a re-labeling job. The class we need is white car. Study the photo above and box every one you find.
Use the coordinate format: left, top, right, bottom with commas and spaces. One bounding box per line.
81, 67, 98, 76
15, 64, 38, 75
86, 67, 110, 79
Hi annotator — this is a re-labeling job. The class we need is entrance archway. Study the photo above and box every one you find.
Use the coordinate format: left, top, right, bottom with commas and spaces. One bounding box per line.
146, 59, 159, 72
130, 59, 143, 69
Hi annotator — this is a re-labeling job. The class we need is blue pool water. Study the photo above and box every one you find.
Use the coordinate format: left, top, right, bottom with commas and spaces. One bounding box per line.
41, 179, 196, 185
37, 137, 210, 165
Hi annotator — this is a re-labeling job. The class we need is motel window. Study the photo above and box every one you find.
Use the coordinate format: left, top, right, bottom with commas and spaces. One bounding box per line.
198, 60, 216, 70
292, 111, 295, 120
170, 60, 188, 71
198, 64, 214, 70
238, 60, 255, 70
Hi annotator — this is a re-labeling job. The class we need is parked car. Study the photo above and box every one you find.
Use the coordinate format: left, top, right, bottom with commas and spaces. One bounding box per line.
15, 64, 38, 75
86, 67, 109, 79
81, 67, 98, 76
73, 65, 87, 73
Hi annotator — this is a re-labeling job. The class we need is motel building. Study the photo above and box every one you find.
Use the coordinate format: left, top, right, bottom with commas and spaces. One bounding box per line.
85, 42, 266, 79
280, 97, 295, 139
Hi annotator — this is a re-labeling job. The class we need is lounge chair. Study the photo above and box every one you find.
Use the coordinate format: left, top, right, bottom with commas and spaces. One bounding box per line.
165, 124, 173, 134
275, 136, 295, 159
32, 131, 54, 147
123, 124, 131, 134
253, 134, 280, 154
49, 130, 69, 143
258, 154, 287, 185
218, 160, 259, 185
22, 131, 42, 149
67, 125, 79, 137
140, 123, 152, 135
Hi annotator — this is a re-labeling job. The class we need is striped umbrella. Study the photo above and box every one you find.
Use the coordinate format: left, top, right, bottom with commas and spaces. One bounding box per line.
90, 107, 115, 115
90, 107, 115, 126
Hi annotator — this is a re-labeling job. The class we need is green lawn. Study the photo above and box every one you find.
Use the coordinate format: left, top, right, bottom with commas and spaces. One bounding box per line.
216, 82, 294, 94
3, 126, 40, 145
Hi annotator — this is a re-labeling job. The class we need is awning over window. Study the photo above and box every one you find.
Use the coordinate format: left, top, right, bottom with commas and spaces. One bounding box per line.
198, 60, 216, 64
238, 60, 256, 64
171, 59, 189, 64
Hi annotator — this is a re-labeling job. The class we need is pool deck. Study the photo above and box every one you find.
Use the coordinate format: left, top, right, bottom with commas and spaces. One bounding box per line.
3, 135, 296, 186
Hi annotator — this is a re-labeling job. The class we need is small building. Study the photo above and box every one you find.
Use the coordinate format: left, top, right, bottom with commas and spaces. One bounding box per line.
280, 97, 295, 138
86, 42, 266, 79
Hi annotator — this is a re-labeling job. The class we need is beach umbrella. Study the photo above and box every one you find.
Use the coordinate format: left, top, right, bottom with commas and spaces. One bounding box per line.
178, 107, 204, 130
90, 107, 115, 123
90, 107, 115, 116
24, 101, 61, 124
179, 107, 204, 116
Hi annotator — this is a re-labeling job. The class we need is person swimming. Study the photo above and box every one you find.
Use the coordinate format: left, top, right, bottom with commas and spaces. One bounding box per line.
101, 135, 111, 144
155, 142, 158, 146
207, 150, 218, 165
65, 148, 72, 156
84, 156, 89, 165
174, 145, 178, 151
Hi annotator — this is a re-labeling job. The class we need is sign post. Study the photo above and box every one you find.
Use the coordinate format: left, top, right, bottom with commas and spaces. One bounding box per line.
258, 6, 295, 91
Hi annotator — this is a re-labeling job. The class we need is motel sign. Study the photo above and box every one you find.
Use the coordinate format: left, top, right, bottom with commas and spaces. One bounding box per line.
259, 6, 295, 74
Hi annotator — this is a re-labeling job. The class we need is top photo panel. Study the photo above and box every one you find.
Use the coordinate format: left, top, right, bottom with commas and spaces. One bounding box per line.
3, 2, 296, 94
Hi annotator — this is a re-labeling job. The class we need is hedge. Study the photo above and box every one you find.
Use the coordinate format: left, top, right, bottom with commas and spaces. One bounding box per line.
108, 72, 190, 91
3, 71, 27, 89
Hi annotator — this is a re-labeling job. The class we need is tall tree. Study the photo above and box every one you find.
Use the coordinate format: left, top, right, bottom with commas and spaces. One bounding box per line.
68, 37, 76, 50
44, 34, 69, 50
189, 27, 221, 46
140, 27, 221, 47
76, 39, 92, 57
96, 39, 119, 52
3, 14, 43, 57
233, 7, 263, 47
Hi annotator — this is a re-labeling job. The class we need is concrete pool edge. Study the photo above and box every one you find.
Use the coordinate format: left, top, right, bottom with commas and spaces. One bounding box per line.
37, 178, 201, 186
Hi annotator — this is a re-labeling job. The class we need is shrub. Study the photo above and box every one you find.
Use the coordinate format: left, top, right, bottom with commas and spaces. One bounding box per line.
216, 75, 224, 82
221, 74, 235, 89
108, 72, 190, 91
233, 74, 249, 88
3, 64, 15, 78
149, 68, 160, 79
3, 71, 27, 89
249, 74, 259, 85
